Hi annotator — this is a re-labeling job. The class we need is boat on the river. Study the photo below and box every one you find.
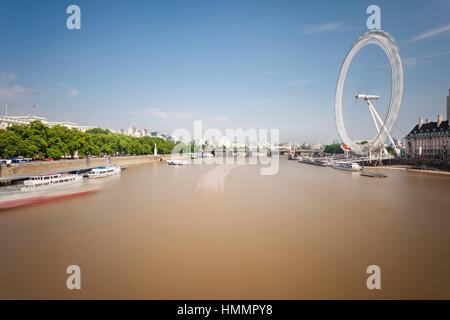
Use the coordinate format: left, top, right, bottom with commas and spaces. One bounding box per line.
87, 165, 121, 179
332, 162, 361, 171
298, 157, 329, 167
166, 159, 188, 165
198, 152, 214, 158
360, 172, 387, 178
21, 173, 83, 192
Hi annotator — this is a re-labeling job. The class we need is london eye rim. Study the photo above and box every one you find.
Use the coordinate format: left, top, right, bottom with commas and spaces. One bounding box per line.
334, 30, 403, 156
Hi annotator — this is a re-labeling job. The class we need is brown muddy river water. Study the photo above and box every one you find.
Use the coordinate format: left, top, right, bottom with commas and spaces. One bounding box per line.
0, 159, 449, 299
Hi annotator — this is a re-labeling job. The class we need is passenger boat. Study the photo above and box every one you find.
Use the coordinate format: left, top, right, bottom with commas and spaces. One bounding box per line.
166, 159, 188, 165
21, 173, 83, 192
332, 162, 361, 171
87, 165, 121, 178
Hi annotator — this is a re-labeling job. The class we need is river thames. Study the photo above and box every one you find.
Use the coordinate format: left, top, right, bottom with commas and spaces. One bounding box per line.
0, 159, 449, 299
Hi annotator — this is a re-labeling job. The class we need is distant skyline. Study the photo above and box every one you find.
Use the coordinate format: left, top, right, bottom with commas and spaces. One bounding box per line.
0, 0, 449, 143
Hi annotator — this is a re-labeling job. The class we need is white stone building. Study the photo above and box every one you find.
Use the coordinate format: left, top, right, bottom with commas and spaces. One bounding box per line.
126, 126, 137, 136
0, 115, 95, 132
404, 89, 450, 160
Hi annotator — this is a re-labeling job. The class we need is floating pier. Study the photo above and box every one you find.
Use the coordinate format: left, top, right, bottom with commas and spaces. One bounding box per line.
360, 172, 387, 178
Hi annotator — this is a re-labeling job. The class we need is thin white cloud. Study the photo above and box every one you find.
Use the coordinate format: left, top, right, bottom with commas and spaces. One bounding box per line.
0, 70, 28, 107
249, 99, 271, 107
409, 23, 450, 42
69, 89, 79, 97
0, 84, 26, 99
291, 78, 327, 86
0, 71, 19, 83
302, 22, 345, 34
210, 114, 229, 123
58, 83, 79, 97
404, 50, 450, 67
137, 108, 195, 120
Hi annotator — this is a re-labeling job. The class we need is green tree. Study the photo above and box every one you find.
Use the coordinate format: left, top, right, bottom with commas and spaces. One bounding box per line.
0, 121, 178, 159
324, 143, 344, 154
0, 130, 21, 158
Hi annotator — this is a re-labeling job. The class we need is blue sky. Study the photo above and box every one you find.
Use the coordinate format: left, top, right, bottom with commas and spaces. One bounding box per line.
0, 0, 449, 143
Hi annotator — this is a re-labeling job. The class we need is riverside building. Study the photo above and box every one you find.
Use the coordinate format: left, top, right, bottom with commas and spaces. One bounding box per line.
0, 115, 95, 132
404, 89, 450, 160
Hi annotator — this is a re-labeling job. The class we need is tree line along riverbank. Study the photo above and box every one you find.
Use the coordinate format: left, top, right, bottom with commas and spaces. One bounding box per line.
0, 121, 178, 159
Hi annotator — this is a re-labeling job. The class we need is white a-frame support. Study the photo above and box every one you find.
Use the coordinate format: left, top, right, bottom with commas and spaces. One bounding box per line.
355, 94, 400, 156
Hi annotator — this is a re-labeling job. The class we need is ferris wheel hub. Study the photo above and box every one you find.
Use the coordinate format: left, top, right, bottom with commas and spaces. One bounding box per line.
355, 93, 379, 101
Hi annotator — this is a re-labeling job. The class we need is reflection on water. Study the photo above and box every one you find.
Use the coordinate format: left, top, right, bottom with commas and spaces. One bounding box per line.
0, 160, 449, 299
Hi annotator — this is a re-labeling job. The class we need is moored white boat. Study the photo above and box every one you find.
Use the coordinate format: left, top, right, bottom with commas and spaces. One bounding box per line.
166, 159, 188, 165
21, 173, 83, 192
197, 152, 214, 158
332, 162, 361, 171
87, 165, 121, 178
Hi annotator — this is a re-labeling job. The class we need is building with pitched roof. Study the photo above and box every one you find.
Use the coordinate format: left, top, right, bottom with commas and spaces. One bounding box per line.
404, 89, 450, 160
